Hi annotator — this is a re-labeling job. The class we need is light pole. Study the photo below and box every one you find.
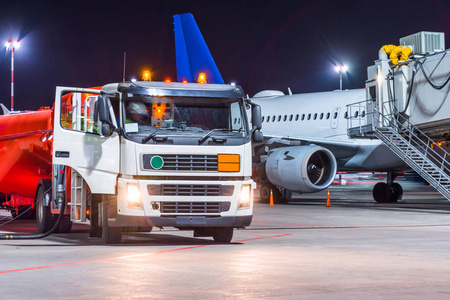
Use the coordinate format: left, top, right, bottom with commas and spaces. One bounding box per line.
334, 64, 348, 91
5, 40, 20, 110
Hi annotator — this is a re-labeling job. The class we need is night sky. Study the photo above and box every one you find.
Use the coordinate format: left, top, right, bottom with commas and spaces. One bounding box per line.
0, 0, 449, 111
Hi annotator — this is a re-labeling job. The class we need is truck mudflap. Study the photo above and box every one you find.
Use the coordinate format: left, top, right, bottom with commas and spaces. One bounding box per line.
113, 214, 252, 228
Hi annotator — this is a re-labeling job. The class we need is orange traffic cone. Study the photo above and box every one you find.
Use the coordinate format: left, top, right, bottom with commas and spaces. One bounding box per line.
326, 190, 332, 207
269, 189, 274, 206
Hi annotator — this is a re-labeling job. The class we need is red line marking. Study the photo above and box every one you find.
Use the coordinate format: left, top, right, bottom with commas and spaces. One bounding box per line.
0, 233, 290, 274
233, 233, 291, 243
155, 244, 210, 254
0, 257, 113, 274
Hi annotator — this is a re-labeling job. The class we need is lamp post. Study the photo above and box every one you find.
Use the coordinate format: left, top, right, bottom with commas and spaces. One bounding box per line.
334, 64, 348, 91
5, 40, 20, 110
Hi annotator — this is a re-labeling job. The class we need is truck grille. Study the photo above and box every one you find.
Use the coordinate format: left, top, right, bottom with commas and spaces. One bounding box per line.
163, 184, 219, 196
143, 154, 218, 171
160, 202, 231, 214
148, 184, 234, 196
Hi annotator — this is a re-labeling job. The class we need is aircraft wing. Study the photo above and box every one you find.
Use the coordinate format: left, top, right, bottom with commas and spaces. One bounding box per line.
260, 134, 360, 160
173, 13, 224, 84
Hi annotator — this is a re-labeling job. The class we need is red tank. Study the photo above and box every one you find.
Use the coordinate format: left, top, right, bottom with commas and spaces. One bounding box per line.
0, 107, 54, 207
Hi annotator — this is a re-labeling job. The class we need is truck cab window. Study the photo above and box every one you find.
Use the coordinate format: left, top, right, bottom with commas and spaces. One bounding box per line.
122, 95, 248, 144
60, 92, 101, 134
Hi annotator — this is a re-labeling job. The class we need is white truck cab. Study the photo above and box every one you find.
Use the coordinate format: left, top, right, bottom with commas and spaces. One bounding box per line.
50, 81, 262, 243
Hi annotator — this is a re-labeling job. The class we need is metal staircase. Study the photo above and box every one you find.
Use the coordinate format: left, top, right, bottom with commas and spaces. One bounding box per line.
375, 125, 450, 201
348, 100, 450, 201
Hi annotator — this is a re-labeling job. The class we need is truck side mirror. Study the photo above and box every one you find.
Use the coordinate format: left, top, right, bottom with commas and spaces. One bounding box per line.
98, 95, 110, 124
251, 104, 262, 131
97, 94, 116, 137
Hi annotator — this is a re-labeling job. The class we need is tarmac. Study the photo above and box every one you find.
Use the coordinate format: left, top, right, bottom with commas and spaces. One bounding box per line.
1, 182, 450, 299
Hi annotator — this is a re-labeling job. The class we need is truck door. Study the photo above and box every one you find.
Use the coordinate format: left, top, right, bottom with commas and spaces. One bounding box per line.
53, 87, 119, 194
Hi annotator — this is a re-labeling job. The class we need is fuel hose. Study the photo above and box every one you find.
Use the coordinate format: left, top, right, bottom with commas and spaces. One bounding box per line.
0, 188, 66, 240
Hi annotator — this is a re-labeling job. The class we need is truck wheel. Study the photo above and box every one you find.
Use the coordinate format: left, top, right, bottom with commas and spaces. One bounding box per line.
101, 201, 122, 244
212, 227, 234, 243
36, 185, 55, 233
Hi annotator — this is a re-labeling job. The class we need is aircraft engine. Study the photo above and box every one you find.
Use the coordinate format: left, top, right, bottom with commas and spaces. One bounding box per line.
265, 146, 337, 193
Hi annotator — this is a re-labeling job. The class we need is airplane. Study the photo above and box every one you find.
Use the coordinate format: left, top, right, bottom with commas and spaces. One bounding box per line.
250, 89, 405, 203
174, 13, 406, 204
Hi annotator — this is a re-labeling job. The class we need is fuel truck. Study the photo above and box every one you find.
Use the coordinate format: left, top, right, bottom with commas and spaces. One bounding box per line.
0, 80, 263, 243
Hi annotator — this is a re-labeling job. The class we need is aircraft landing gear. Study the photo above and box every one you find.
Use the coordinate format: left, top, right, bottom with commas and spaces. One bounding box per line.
259, 183, 292, 204
372, 172, 403, 203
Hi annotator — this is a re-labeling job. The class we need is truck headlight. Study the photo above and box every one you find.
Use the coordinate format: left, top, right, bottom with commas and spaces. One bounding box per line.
127, 183, 142, 208
239, 184, 252, 209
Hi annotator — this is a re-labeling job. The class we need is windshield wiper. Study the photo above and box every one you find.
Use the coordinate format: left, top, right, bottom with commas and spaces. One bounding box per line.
198, 128, 240, 145
141, 128, 178, 144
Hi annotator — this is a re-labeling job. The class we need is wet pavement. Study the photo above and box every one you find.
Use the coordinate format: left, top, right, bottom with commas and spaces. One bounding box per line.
1, 183, 450, 299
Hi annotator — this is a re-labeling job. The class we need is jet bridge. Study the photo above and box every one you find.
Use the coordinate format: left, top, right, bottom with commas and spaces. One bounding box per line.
347, 31, 450, 201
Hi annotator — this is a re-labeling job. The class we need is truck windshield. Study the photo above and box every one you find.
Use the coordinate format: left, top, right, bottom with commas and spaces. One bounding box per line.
122, 95, 249, 144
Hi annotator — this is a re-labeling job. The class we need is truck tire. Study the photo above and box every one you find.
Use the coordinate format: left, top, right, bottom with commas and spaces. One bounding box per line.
36, 184, 55, 233
101, 200, 122, 244
212, 227, 234, 243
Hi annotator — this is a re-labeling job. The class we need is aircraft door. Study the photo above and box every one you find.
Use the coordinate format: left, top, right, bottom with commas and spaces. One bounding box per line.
331, 107, 341, 129
53, 87, 119, 195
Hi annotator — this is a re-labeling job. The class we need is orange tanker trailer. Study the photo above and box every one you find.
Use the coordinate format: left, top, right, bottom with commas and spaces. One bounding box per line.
0, 106, 53, 218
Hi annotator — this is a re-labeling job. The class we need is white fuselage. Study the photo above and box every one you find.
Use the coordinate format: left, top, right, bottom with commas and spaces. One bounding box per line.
252, 89, 405, 172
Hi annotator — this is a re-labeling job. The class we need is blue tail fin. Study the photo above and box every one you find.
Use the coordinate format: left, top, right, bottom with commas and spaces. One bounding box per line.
174, 13, 224, 84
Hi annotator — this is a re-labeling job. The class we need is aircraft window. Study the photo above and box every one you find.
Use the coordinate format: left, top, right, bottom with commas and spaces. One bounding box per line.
361, 111, 366, 117
295, 114, 299, 121
307, 114, 311, 120
354, 111, 359, 118
333, 112, 338, 119
262, 116, 265, 122
344, 111, 348, 119
277, 115, 281, 122
326, 112, 330, 119
301, 114, 305, 121
234, 118, 237, 124
313, 113, 317, 120
267, 116, 270, 122
320, 113, 324, 120
283, 115, 287, 121
289, 115, 293, 121
272, 116, 276, 122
